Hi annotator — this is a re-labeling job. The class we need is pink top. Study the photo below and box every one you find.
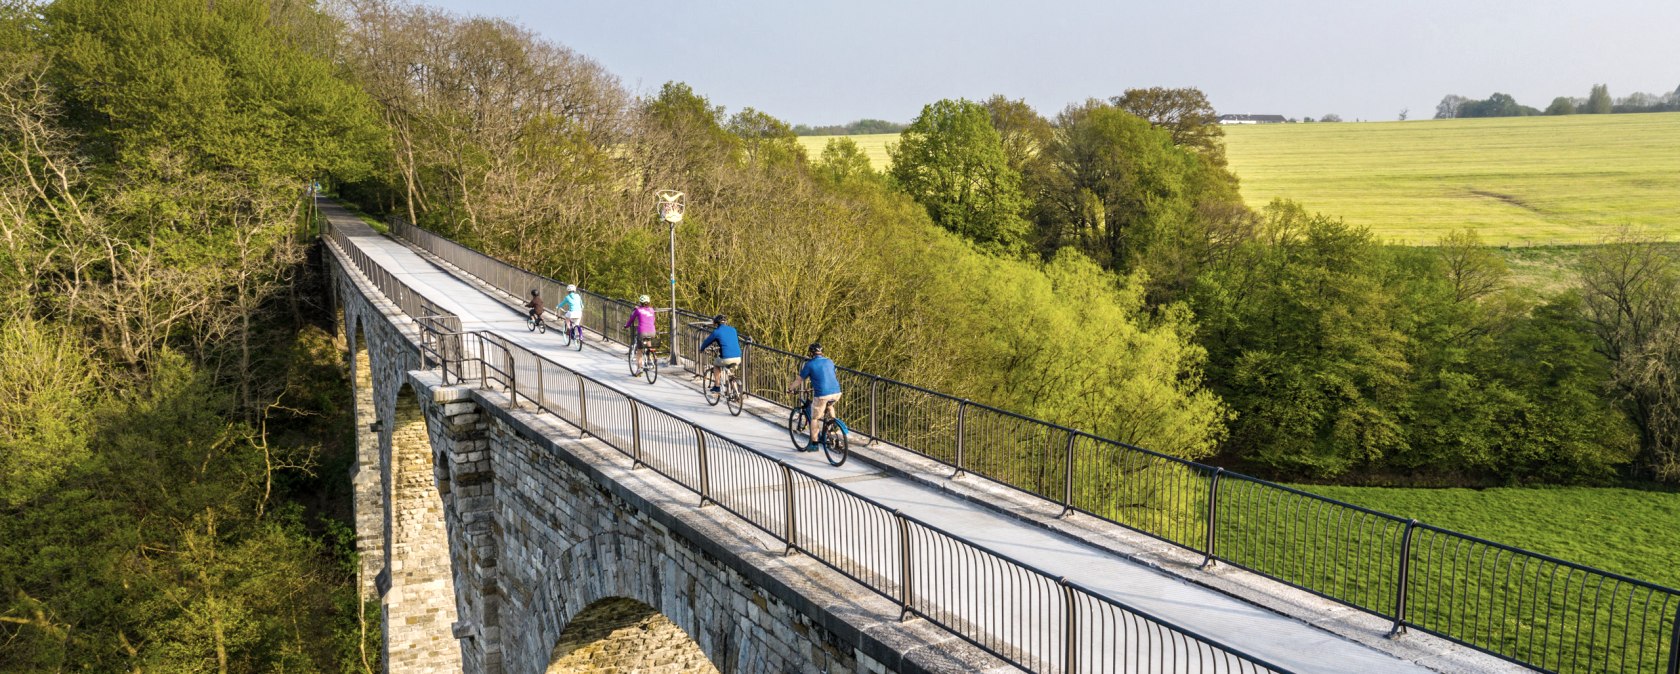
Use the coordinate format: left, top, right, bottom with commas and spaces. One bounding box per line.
627, 306, 657, 334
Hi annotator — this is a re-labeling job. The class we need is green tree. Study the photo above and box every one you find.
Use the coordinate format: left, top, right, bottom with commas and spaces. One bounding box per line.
814, 137, 877, 185
1111, 87, 1227, 166
981, 94, 1053, 174
1545, 96, 1577, 115
1586, 84, 1613, 114
1192, 200, 1410, 477
888, 98, 1028, 250
726, 106, 804, 169
1033, 105, 1198, 269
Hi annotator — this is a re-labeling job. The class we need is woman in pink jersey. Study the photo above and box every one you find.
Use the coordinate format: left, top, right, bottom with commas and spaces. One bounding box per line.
625, 295, 658, 353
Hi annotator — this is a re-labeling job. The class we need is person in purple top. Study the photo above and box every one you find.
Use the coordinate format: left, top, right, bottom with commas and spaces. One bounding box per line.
625, 295, 658, 362
787, 342, 841, 451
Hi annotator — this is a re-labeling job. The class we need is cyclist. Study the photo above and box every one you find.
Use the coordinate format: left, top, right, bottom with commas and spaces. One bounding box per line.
787, 342, 841, 452
525, 289, 545, 324
625, 295, 658, 365
558, 284, 584, 339
699, 314, 742, 393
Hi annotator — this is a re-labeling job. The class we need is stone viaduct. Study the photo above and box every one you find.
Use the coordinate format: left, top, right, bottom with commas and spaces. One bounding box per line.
328, 232, 1006, 673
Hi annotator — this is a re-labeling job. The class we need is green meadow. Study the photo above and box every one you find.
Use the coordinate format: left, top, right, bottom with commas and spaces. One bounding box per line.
1290, 484, 1680, 590
803, 113, 1680, 246
1224, 113, 1680, 245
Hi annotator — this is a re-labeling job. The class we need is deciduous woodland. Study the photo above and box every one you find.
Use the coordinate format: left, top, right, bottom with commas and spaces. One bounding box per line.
2, 0, 1675, 670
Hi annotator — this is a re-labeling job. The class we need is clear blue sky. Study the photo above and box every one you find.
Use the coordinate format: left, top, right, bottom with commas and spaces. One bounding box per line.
421, 0, 1680, 125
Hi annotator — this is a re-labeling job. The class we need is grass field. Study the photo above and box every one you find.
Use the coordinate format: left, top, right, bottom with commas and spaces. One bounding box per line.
1225, 113, 1680, 245
1290, 484, 1680, 590
797, 133, 896, 169
803, 113, 1680, 246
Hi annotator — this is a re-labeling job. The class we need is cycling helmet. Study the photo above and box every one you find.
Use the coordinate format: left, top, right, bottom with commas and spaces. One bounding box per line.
713, 314, 727, 325
566, 284, 577, 292
637, 294, 651, 304
530, 289, 539, 296
808, 342, 823, 356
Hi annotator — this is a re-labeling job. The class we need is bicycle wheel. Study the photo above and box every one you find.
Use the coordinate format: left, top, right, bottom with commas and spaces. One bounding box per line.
536, 317, 547, 334
643, 350, 658, 384
525, 315, 536, 332
703, 368, 722, 406
787, 404, 809, 451
556, 321, 569, 346
725, 377, 745, 416
627, 343, 642, 376
821, 420, 849, 466
572, 324, 584, 350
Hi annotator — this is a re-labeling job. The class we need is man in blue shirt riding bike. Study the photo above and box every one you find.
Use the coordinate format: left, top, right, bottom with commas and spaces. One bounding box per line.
788, 342, 841, 452
699, 315, 741, 393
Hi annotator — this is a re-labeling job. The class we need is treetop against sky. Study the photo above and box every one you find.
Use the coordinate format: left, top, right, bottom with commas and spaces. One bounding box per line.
421, 0, 1680, 125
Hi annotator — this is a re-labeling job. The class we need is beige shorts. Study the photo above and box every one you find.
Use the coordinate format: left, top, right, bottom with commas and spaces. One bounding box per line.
712, 356, 742, 369
810, 393, 841, 423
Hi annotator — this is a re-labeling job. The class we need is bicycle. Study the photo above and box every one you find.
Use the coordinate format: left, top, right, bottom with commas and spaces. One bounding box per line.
524, 308, 547, 334
787, 388, 848, 466
627, 333, 659, 384
701, 348, 747, 416
558, 315, 584, 350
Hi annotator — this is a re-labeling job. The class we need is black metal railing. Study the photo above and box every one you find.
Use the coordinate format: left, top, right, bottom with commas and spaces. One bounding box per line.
322, 218, 461, 366
428, 328, 1289, 674
379, 216, 1680, 674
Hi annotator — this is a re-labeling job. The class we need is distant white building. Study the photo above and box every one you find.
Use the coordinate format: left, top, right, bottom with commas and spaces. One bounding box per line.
1219, 114, 1289, 125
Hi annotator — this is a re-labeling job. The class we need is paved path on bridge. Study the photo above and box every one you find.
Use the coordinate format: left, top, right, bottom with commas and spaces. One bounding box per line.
327, 205, 1432, 673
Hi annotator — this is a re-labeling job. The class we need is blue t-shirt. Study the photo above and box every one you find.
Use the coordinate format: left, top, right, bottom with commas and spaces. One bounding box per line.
799, 356, 841, 397
700, 325, 742, 359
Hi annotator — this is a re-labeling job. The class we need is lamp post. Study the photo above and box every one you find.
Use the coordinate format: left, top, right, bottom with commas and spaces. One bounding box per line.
656, 190, 686, 365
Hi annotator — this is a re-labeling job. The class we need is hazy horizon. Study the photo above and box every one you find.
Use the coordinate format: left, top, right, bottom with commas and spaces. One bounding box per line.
420, 0, 1680, 126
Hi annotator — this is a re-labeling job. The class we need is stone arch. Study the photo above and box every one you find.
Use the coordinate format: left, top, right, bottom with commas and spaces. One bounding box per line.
381, 381, 463, 671
546, 597, 718, 673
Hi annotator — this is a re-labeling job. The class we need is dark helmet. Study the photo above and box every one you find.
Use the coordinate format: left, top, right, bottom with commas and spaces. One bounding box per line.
530, 288, 539, 297
808, 342, 823, 356
713, 314, 727, 326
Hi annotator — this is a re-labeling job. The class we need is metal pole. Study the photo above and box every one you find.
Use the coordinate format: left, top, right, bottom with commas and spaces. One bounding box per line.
1061, 578, 1078, 674
954, 400, 969, 477
1391, 519, 1418, 636
696, 426, 710, 508
1667, 600, 1680, 674
1059, 431, 1077, 518
781, 462, 796, 556
869, 376, 880, 447
896, 511, 913, 621
577, 375, 589, 438
1201, 467, 1224, 568
629, 400, 643, 468
668, 221, 678, 366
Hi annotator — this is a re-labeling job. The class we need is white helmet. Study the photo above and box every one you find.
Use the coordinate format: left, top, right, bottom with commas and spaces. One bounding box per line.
566, 284, 577, 292
637, 294, 650, 304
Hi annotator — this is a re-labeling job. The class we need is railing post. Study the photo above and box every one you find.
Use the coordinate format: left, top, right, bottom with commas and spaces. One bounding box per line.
1061, 578, 1078, 674
478, 338, 487, 390
780, 461, 796, 555
696, 426, 711, 507
1201, 467, 1224, 568
1059, 431, 1077, 518
535, 357, 545, 410
629, 400, 643, 468
507, 347, 519, 409
896, 510, 913, 621
1669, 600, 1680, 674
954, 399, 969, 477
1390, 519, 1418, 637
576, 375, 589, 438
868, 376, 881, 447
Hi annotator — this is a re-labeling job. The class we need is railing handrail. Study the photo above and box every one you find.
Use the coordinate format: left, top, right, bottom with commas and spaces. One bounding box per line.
439, 327, 1291, 673
369, 212, 1680, 674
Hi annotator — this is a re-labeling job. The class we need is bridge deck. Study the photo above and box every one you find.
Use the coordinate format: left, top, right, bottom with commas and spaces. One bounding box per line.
326, 204, 1436, 673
